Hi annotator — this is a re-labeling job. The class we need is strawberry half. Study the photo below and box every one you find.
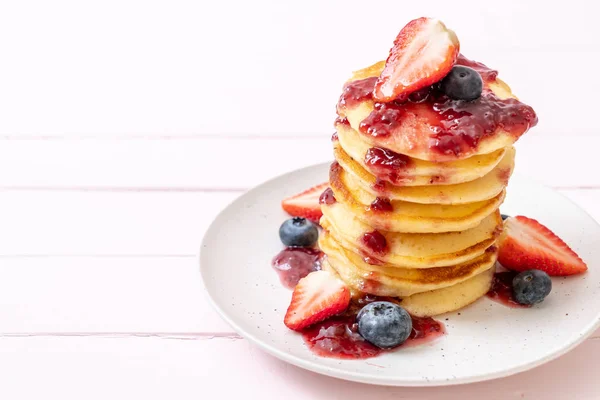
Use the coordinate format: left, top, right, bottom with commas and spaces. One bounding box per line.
374, 17, 460, 102
281, 182, 328, 223
498, 216, 587, 276
284, 270, 351, 331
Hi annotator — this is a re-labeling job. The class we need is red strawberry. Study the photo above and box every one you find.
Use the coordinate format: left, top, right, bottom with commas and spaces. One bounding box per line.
374, 17, 460, 102
284, 270, 351, 331
281, 182, 329, 223
498, 216, 587, 276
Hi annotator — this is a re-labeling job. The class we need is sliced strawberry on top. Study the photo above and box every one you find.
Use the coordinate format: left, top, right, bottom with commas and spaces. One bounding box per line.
281, 182, 328, 223
498, 216, 587, 276
374, 17, 460, 102
284, 270, 351, 331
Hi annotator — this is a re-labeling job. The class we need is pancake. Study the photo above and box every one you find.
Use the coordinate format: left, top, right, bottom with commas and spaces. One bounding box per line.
320, 231, 498, 298
334, 140, 515, 204
330, 161, 506, 233
334, 122, 509, 187
399, 265, 495, 317
337, 56, 537, 162
321, 202, 502, 268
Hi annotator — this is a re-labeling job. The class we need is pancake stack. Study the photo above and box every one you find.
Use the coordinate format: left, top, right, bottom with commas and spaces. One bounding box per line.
320, 57, 537, 317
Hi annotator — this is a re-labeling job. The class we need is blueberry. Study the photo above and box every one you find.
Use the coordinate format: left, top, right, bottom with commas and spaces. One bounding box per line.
357, 301, 412, 348
440, 66, 483, 101
279, 217, 318, 247
501, 213, 510, 221
512, 269, 552, 305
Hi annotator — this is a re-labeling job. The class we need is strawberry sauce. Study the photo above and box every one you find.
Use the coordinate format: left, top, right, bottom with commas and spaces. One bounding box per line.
334, 116, 351, 127
361, 230, 389, 255
271, 248, 323, 289
369, 197, 393, 212
337, 56, 537, 157
364, 147, 412, 184
372, 178, 388, 192
319, 188, 336, 205
337, 77, 378, 109
456, 54, 498, 83
302, 296, 445, 359
486, 271, 530, 308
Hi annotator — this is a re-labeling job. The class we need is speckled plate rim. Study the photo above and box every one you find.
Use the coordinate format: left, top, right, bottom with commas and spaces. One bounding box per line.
200, 162, 600, 387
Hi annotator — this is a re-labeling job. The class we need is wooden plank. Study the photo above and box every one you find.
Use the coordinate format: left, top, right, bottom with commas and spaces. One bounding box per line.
0, 191, 237, 255
0, 189, 597, 257
0, 189, 596, 257
0, 256, 232, 333
0, 335, 598, 399
0, 253, 598, 336
0, 135, 598, 189
0, 1, 597, 138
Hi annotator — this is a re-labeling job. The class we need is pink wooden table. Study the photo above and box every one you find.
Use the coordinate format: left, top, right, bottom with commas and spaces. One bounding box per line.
1, 1, 598, 398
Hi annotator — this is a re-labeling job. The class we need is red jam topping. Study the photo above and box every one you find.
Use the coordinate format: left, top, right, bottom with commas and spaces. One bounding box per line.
319, 187, 336, 205
338, 77, 378, 109
365, 147, 412, 183
302, 316, 381, 359
486, 271, 530, 308
372, 178, 387, 192
359, 102, 403, 138
337, 56, 537, 157
271, 248, 323, 289
456, 54, 498, 83
428, 90, 537, 156
361, 230, 389, 255
334, 116, 351, 127
302, 295, 445, 359
331, 131, 339, 141
369, 197, 393, 212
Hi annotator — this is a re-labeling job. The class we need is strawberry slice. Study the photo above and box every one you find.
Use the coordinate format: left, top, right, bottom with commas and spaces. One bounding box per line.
498, 216, 587, 276
374, 17, 460, 102
281, 182, 328, 223
284, 270, 351, 331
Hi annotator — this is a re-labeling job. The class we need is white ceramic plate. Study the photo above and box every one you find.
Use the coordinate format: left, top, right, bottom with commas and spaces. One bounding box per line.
200, 163, 600, 386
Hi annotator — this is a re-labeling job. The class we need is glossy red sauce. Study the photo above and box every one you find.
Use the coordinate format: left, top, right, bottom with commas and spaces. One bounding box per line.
337, 77, 378, 109
271, 248, 323, 289
456, 54, 498, 83
427, 90, 537, 156
319, 187, 336, 205
337, 56, 537, 157
360, 231, 389, 255
365, 147, 412, 184
334, 116, 351, 127
372, 178, 387, 193
486, 271, 530, 308
369, 197, 393, 212
359, 101, 403, 138
302, 295, 445, 359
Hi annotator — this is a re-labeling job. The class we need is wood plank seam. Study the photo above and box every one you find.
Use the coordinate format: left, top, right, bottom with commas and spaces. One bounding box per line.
0, 332, 243, 340
0, 186, 598, 192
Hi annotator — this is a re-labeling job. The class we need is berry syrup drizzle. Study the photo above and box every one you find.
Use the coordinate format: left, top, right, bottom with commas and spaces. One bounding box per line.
364, 147, 412, 184
337, 55, 537, 157
302, 295, 445, 359
271, 248, 323, 289
319, 188, 336, 205
486, 270, 531, 308
369, 197, 393, 212
271, 247, 445, 359
361, 230, 389, 256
